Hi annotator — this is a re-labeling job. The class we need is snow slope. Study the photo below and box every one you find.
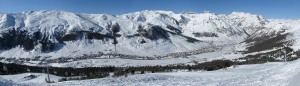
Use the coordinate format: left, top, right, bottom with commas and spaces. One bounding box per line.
268, 19, 300, 50
2, 58, 300, 86
0, 73, 62, 84
0, 77, 23, 86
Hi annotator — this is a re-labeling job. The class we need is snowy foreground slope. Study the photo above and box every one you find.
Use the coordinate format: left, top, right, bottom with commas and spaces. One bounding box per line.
1, 59, 300, 86
45, 59, 300, 86
0, 77, 21, 86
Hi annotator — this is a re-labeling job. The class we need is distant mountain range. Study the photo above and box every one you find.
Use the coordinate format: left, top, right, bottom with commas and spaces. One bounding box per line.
0, 10, 299, 67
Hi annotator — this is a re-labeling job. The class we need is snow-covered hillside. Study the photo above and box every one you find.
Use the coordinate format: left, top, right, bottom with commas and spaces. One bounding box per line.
0, 10, 298, 67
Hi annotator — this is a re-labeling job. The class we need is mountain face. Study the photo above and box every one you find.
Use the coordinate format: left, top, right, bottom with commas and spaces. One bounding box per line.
0, 10, 298, 67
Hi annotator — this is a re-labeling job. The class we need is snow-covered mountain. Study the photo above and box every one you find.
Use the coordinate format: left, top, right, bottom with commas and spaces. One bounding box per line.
0, 10, 298, 67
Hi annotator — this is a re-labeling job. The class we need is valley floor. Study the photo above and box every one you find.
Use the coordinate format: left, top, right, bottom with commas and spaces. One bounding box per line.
2, 59, 300, 86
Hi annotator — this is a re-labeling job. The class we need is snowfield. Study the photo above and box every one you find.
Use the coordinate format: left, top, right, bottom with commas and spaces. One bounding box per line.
2, 59, 300, 86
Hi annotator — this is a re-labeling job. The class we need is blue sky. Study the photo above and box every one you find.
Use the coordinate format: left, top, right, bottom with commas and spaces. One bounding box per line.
0, 0, 299, 19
